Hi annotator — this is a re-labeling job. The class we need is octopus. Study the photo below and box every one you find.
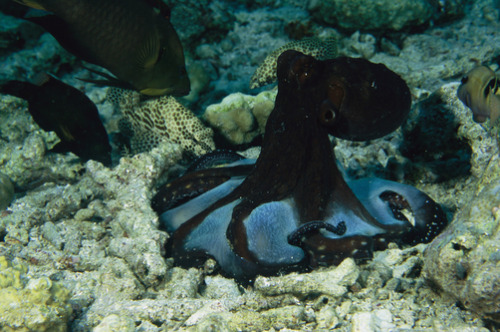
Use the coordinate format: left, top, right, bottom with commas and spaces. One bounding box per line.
457, 65, 500, 123
152, 50, 448, 279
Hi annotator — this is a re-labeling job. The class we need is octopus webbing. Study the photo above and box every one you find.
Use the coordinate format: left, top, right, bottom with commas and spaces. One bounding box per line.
152, 50, 448, 279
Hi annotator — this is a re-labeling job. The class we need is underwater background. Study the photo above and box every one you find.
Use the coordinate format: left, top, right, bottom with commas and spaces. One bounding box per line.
0, 0, 499, 330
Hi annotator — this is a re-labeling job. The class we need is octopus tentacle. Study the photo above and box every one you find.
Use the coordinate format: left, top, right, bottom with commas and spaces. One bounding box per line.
152, 50, 447, 279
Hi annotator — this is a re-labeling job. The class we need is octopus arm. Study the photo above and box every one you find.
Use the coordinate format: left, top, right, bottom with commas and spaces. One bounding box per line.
347, 178, 448, 244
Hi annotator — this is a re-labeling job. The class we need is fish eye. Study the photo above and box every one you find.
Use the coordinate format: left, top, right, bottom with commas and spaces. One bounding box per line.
461, 76, 468, 84
484, 78, 498, 97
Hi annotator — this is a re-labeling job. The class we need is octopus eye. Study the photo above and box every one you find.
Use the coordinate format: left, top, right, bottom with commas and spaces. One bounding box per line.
290, 56, 316, 86
319, 100, 337, 126
461, 75, 469, 84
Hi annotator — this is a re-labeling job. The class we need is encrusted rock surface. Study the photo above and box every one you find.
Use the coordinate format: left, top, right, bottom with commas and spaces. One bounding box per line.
308, 0, 466, 31
0, 256, 72, 331
203, 90, 277, 145
423, 82, 500, 323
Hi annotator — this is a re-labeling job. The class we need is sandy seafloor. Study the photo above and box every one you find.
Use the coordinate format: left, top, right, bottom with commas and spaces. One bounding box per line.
0, 0, 500, 331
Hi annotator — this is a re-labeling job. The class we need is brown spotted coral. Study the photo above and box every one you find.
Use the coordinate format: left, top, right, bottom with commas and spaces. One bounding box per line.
107, 88, 215, 157
250, 37, 337, 89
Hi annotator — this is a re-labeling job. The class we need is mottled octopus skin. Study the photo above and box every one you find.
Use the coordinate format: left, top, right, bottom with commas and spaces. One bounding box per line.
153, 51, 447, 279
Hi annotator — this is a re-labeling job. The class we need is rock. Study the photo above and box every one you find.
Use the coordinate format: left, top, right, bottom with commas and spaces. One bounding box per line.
165, 0, 235, 48
203, 90, 277, 145
254, 258, 360, 298
82, 298, 208, 330
220, 305, 306, 331
315, 306, 340, 329
351, 309, 396, 332
190, 314, 232, 332
85, 143, 182, 287
184, 300, 233, 327
342, 31, 376, 59
41, 221, 63, 250
94, 314, 135, 332
160, 267, 203, 299
0, 256, 72, 332
400, 84, 473, 182
308, 0, 466, 32
202, 275, 241, 300
423, 82, 500, 322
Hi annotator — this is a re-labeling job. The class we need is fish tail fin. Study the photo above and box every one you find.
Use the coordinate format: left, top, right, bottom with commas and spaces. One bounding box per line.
0, 80, 37, 100
11, 0, 49, 11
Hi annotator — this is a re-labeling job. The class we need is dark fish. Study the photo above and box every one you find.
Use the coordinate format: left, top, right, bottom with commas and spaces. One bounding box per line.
13, 0, 190, 96
0, 74, 112, 166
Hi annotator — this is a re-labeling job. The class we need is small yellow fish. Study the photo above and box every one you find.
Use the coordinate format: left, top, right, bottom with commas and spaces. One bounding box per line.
14, 0, 190, 96
457, 65, 500, 123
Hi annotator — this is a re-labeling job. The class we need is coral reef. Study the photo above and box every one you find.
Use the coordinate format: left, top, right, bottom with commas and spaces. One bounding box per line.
164, 0, 235, 48
0, 94, 85, 190
341, 31, 377, 59
0, 0, 499, 329
178, 5, 312, 109
423, 82, 500, 322
308, 0, 466, 31
0, 256, 72, 332
249, 37, 337, 89
108, 88, 215, 157
203, 89, 276, 144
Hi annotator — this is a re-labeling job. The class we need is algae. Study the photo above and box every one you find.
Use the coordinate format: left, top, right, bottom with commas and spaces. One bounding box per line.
0, 256, 72, 332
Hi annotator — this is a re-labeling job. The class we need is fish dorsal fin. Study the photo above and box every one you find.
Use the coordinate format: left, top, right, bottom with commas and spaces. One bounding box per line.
136, 31, 161, 70
79, 66, 136, 90
12, 0, 48, 11
26, 15, 99, 65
